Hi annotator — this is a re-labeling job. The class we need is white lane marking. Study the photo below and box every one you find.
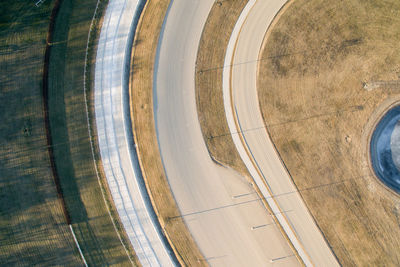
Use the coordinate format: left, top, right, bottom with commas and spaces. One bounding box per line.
69, 225, 88, 267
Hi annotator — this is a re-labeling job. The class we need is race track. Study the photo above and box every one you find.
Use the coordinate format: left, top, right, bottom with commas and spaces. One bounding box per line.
154, 0, 298, 266
225, 0, 339, 266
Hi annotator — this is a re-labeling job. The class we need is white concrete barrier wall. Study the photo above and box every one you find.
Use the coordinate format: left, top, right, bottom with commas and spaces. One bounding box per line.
94, 0, 176, 266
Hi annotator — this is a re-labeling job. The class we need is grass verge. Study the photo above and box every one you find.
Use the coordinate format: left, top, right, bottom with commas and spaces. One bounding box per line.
195, 0, 249, 176
0, 0, 82, 265
129, 0, 206, 265
258, 0, 400, 265
46, 0, 138, 265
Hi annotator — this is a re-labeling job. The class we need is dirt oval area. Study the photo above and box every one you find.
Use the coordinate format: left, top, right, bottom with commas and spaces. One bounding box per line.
258, 0, 400, 265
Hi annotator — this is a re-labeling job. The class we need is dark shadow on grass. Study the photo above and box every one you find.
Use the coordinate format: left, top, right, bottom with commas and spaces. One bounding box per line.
44, 0, 109, 265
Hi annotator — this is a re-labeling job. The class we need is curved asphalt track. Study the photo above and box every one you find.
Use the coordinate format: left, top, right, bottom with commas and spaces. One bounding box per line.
225, 0, 339, 266
94, 0, 175, 265
154, 0, 298, 266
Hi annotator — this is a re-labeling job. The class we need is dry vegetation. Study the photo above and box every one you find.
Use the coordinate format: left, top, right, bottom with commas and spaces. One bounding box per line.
129, 0, 206, 265
258, 0, 400, 265
195, 0, 249, 175
0, 1, 82, 265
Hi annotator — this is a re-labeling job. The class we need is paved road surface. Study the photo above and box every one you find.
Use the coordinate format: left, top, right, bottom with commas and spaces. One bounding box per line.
94, 0, 175, 265
225, 0, 339, 265
154, 0, 298, 266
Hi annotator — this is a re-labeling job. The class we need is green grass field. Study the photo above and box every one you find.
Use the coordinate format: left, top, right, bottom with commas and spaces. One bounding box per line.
0, 1, 82, 265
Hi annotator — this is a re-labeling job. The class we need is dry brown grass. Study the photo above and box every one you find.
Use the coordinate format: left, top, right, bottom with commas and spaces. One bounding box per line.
258, 0, 400, 265
195, 0, 249, 176
129, 1, 206, 265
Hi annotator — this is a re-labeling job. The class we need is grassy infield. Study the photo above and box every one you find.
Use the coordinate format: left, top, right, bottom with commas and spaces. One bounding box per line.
1, 0, 138, 265
258, 0, 400, 265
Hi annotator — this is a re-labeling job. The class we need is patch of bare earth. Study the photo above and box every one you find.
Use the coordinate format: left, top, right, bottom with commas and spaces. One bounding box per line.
258, 0, 400, 265
129, 1, 206, 265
